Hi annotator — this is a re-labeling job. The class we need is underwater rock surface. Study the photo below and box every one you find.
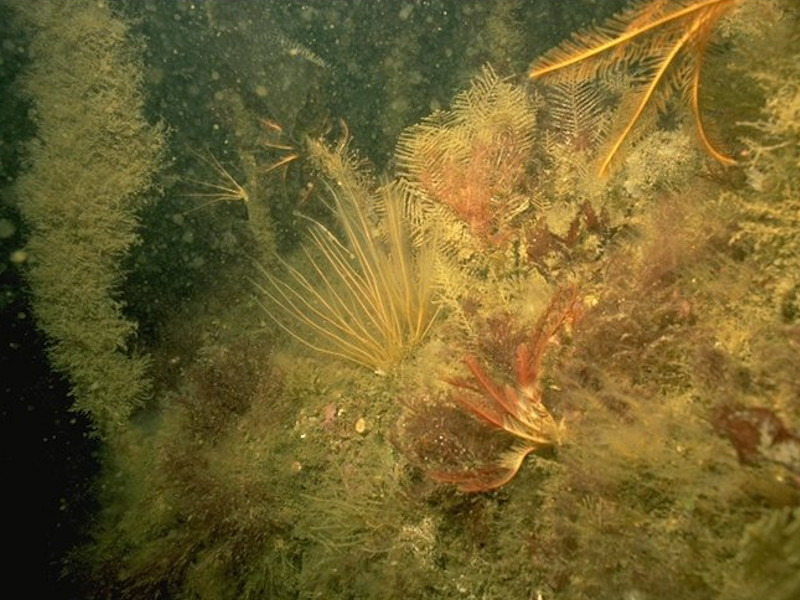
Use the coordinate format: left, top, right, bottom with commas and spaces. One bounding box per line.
4, 1, 799, 598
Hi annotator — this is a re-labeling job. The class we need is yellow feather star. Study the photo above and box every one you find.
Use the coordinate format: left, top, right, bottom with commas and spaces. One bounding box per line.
530, 0, 744, 176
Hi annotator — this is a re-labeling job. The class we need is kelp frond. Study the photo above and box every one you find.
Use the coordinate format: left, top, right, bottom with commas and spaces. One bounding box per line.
255, 142, 438, 374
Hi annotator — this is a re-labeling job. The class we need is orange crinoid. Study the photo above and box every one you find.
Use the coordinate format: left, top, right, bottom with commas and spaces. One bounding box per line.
429, 286, 579, 492
530, 0, 745, 176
